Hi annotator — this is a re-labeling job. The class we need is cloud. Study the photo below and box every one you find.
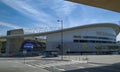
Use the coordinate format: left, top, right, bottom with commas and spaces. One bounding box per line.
51, 0, 76, 18
1, 0, 55, 26
0, 21, 21, 29
0, 21, 22, 35
1, 0, 77, 28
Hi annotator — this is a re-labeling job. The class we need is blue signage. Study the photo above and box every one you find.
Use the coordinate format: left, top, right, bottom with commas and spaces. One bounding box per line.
23, 43, 33, 50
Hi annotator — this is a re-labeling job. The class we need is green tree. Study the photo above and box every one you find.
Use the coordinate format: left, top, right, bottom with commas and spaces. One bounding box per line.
95, 46, 102, 54
83, 43, 88, 51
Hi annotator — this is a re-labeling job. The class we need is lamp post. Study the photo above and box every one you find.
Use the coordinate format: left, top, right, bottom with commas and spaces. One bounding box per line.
57, 20, 64, 60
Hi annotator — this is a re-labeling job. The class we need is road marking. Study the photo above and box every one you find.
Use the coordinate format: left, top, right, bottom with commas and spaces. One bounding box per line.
34, 64, 43, 68
58, 68, 65, 71
24, 60, 87, 69
33, 61, 72, 68
54, 67, 65, 71
71, 60, 88, 63
26, 64, 37, 68
89, 63, 100, 66
78, 66, 85, 69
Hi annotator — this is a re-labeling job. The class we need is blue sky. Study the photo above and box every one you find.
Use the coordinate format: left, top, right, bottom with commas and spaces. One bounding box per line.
0, 0, 120, 40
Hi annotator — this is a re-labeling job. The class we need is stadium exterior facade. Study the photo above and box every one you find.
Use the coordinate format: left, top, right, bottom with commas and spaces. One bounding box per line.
0, 23, 120, 55
46, 23, 120, 54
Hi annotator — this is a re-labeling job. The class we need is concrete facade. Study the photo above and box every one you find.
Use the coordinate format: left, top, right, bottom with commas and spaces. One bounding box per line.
6, 29, 24, 53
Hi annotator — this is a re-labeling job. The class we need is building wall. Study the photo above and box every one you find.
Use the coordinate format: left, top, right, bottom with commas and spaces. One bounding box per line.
46, 27, 117, 54
0, 39, 6, 53
6, 29, 24, 53
0, 41, 2, 53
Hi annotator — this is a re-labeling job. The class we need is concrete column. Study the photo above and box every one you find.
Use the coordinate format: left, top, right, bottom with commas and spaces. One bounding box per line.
6, 39, 11, 54
0, 41, 2, 53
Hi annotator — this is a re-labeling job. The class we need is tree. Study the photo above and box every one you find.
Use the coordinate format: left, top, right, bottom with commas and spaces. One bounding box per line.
83, 43, 88, 51
95, 46, 102, 54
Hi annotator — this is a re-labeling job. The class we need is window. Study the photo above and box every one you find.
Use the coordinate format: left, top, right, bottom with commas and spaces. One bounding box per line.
73, 39, 116, 44
73, 40, 79, 43
80, 40, 88, 43
73, 35, 81, 38
83, 36, 115, 40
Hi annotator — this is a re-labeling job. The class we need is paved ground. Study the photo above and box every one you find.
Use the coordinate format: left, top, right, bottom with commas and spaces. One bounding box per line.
24, 59, 120, 72
64, 63, 120, 72
0, 55, 120, 72
0, 60, 49, 72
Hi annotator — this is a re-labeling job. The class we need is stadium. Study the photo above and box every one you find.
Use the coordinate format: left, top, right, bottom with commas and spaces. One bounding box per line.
0, 23, 120, 55
46, 23, 120, 55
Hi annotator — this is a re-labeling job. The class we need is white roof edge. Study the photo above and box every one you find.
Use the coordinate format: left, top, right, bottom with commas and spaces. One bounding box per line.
0, 23, 120, 39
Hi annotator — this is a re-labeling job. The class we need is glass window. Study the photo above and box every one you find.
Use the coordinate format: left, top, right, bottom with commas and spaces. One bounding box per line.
73, 40, 79, 43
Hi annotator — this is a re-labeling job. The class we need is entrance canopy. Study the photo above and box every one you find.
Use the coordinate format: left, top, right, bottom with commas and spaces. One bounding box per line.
68, 0, 120, 12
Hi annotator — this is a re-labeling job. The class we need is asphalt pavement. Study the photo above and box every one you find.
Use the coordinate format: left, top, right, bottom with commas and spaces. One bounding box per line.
0, 55, 120, 72
64, 62, 120, 72
0, 60, 49, 72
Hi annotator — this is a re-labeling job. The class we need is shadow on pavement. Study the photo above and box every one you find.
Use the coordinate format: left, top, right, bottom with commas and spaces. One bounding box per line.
64, 62, 120, 72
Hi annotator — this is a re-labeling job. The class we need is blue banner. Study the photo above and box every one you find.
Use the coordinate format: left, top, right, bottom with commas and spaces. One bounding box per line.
23, 43, 33, 50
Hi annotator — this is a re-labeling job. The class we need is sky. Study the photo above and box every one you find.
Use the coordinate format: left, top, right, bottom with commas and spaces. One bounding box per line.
0, 0, 120, 40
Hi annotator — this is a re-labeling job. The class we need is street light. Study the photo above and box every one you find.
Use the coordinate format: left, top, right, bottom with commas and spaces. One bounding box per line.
57, 20, 64, 60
